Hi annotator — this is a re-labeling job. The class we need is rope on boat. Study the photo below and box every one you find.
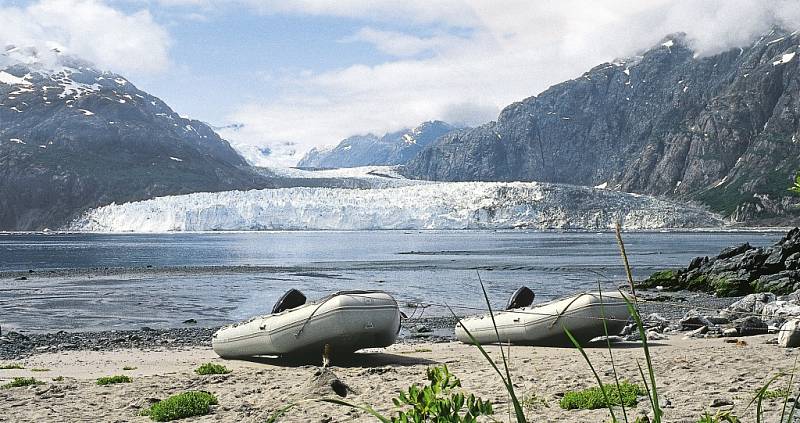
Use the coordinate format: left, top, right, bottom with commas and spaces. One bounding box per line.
294, 290, 398, 338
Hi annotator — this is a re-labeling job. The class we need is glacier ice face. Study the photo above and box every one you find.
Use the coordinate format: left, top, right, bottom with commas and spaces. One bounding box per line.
70, 181, 724, 232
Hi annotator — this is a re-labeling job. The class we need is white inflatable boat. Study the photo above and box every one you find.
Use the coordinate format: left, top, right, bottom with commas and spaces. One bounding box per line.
456, 291, 632, 347
212, 290, 401, 358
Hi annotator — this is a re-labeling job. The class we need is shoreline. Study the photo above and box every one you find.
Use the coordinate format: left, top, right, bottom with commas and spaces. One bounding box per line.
1, 335, 794, 422
0, 226, 795, 236
0, 291, 737, 360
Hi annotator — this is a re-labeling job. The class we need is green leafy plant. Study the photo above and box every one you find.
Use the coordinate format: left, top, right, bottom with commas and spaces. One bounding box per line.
267, 365, 492, 423
391, 365, 493, 422
2, 377, 44, 389
195, 363, 231, 375
0, 363, 24, 370
759, 388, 789, 400
522, 392, 549, 411
96, 375, 132, 385
141, 391, 218, 422
52, 376, 64, 382
122, 366, 137, 371
559, 381, 642, 410
696, 411, 741, 423
789, 173, 800, 195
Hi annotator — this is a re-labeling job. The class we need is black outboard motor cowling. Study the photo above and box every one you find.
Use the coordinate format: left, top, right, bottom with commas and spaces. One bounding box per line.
506, 286, 535, 310
272, 289, 307, 314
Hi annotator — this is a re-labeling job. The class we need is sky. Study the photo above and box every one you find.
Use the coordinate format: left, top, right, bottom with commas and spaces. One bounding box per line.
2, 0, 800, 166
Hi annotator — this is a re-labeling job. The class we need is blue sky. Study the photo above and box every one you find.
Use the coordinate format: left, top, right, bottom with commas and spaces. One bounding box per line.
2, 0, 799, 166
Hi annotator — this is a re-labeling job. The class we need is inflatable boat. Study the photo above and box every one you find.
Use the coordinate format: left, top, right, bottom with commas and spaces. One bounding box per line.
212, 290, 401, 358
456, 290, 632, 347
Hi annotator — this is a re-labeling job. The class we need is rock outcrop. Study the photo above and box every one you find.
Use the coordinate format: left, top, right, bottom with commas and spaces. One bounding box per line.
640, 228, 800, 296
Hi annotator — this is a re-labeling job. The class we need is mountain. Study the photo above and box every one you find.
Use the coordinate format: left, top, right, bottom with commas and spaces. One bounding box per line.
297, 121, 457, 168
71, 179, 722, 232
404, 29, 800, 223
0, 47, 267, 230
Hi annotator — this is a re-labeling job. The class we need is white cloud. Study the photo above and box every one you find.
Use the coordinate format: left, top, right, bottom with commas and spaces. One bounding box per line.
0, 0, 170, 74
341, 28, 468, 58
221, 0, 800, 167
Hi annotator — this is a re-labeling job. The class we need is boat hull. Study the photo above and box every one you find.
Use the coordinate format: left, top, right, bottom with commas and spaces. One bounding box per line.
212, 291, 401, 358
455, 291, 632, 347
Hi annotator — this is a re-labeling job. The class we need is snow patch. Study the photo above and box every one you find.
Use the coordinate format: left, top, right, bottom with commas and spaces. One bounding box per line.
10, 138, 25, 144
0, 71, 31, 86
169, 157, 183, 162
78, 109, 94, 116
773, 52, 796, 66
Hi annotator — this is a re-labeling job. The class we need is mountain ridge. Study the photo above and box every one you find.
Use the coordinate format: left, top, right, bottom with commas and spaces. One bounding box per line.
0, 47, 269, 230
297, 120, 457, 168
403, 29, 800, 223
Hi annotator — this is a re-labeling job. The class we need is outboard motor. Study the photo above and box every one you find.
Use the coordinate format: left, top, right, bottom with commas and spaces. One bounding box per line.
272, 289, 307, 314
506, 286, 535, 310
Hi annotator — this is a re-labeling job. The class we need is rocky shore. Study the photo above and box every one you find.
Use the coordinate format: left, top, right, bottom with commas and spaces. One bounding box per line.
0, 317, 456, 361
640, 227, 800, 296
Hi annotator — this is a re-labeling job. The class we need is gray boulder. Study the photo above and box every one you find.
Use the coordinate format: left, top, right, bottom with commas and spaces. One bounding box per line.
785, 253, 800, 270
778, 319, 800, 347
721, 293, 776, 319
735, 316, 768, 336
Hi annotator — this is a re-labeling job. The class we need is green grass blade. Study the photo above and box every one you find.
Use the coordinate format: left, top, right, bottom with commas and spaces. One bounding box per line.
746, 374, 780, 423
598, 284, 628, 423
622, 294, 661, 423
317, 398, 392, 423
448, 303, 526, 423
780, 356, 798, 423
563, 325, 617, 422
475, 271, 527, 423
636, 360, 654, 412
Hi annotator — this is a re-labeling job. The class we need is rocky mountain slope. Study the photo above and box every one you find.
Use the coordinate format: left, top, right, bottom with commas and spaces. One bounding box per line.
298, 121, 456, 168
404, 29, 800, 223
0, 47, 268, 230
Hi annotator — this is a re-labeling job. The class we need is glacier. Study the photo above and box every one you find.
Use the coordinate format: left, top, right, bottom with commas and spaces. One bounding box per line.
70, 180, 724, 232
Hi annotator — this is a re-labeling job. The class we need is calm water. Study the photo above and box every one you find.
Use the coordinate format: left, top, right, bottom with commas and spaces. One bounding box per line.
0, 231, 783, 332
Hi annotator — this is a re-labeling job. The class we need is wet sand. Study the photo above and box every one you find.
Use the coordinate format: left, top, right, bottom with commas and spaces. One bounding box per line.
0, 335, 795, 422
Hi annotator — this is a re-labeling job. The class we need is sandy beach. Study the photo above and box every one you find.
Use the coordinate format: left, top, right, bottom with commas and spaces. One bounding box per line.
1, 334, 796, 422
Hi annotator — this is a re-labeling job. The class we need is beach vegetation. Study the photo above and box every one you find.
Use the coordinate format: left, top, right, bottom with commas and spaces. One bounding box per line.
195, 363, 231, 375
391, 365, 493, 422
559, 382, 642, 410
759, 388, 789, 400
521, 392, 549, 410
696, 411, 741, 422
141, 390, 218, 422
267, 365, 492, 422
122, 366, 137, 371
0, 363, 24, 370
52, 376, 64, 382
2, 377, 44, 389
96, 375, 132, 385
